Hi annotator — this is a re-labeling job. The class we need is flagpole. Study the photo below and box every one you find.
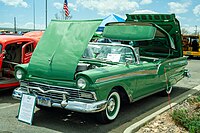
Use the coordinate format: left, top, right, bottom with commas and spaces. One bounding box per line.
45, 0, 47, 29
33, 0, 35, 30
14, 17, 17, 33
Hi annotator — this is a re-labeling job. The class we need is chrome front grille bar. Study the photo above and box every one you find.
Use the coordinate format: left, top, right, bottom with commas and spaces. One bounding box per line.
21, 81, 96, 102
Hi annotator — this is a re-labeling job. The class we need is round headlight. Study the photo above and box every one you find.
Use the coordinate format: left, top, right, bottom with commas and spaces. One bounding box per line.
77, 78, 87, 89
16, 69, 24, 80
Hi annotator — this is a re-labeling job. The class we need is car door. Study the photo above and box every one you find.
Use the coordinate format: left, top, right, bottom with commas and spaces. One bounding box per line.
132, 62, 162, 99
21, 41, 34, 64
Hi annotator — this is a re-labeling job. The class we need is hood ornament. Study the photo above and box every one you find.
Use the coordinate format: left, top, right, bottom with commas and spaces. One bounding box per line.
48, 58, 52, 65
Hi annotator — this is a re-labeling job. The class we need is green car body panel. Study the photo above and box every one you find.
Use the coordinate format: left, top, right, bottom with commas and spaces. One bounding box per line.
27, 19, 102, 80
13, 14, 189, 122
126, 13, 183, 57
76, 57, 187, 101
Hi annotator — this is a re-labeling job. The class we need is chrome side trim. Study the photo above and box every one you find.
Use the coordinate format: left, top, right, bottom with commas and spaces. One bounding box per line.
95, 69, 157, 83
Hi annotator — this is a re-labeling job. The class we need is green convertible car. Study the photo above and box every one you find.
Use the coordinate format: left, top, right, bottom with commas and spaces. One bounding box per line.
13, 14, 189, 123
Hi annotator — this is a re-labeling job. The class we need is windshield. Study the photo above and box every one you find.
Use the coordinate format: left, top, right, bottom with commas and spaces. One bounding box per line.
82, 44, 136, 63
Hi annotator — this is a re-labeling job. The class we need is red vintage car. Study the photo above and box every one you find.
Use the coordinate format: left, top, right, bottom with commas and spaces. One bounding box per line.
23, 31, 44, 41
0, 35, 39, 90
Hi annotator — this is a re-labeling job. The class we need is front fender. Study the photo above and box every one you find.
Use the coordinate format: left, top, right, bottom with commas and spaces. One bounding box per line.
15, 63, 29, 72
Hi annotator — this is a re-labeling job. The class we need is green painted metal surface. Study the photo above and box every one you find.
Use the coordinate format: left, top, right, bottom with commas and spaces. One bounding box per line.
27, 20, 102, 80
103, 24, 156, 41
126, 14, 183, 57
76, 56, 188, 101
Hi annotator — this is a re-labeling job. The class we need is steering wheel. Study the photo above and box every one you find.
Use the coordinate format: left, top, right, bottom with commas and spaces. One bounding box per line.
5, 53, 12, 60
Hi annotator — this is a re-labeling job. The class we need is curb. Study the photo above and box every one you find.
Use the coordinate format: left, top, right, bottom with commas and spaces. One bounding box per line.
123, 85, 200, 133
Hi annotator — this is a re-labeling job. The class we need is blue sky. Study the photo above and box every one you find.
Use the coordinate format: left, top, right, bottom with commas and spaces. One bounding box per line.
0, 0, 200, 33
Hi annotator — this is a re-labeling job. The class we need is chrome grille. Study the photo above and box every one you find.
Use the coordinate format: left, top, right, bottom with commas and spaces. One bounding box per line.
22, 81, 79, 103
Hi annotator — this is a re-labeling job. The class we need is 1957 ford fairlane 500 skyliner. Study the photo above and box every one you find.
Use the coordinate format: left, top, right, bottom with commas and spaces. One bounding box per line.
13, 14, 189, 123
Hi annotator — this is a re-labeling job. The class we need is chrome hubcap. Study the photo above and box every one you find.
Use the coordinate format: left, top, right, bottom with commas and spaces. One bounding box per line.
107, 98, 115, 112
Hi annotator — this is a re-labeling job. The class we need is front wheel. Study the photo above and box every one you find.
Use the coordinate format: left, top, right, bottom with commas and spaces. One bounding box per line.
96, 90, 121, 124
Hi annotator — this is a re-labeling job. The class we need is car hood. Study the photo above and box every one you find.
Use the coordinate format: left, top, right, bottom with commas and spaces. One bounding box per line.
27, 20, 101, 81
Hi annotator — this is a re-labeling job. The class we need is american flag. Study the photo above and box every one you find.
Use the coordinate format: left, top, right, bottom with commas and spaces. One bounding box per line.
63, 0, 69, 16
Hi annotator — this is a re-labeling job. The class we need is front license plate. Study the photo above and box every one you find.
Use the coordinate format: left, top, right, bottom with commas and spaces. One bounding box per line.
37, 96, 51, 107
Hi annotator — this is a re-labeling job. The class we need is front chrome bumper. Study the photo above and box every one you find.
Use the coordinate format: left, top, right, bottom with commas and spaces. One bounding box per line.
12, 87, 107, 113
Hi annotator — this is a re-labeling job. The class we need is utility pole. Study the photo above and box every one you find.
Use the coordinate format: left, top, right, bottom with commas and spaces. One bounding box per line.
14, 17, 17, 33
195, 25, 197, 35
45, 0, 47, 29
33, 0, 35, 30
